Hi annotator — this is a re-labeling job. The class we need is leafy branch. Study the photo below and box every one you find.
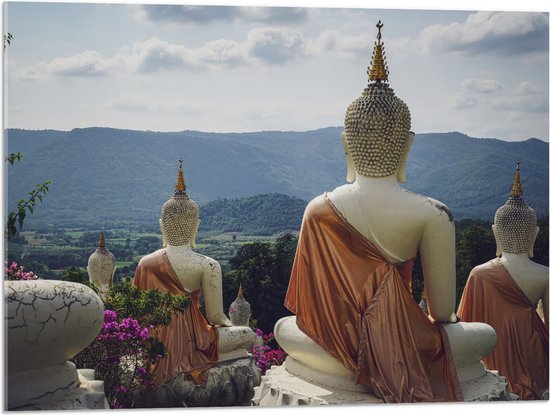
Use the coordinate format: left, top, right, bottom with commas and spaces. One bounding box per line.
4, 32, 13, 49
6, 181, 52, 240
6, 152, 23, 165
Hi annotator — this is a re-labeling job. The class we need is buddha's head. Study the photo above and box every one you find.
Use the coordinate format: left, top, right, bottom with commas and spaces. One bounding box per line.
160, 160, 200, 248
344, 21, 413, 181
492, 162, 538, 257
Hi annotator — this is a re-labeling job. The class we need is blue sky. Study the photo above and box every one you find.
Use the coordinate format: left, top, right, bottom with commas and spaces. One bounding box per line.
2, 1, 549, 141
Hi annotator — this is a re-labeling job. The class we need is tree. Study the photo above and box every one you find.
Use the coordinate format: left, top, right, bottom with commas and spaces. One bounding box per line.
223, 234, 298, 332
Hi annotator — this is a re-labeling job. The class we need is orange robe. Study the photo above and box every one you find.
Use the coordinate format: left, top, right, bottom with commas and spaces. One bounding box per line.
458, 258, 549, 399
284, 194, 463, 403
132, 249, 219, 386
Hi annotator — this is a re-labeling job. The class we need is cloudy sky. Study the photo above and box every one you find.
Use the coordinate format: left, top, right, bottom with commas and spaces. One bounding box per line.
3, 1, 549, 141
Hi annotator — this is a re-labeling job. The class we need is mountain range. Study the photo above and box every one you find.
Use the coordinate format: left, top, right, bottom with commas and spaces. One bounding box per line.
5, 127, 548, 229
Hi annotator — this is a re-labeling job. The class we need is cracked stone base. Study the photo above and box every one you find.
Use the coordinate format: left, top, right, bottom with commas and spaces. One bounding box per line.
9, 366, 109, 410
252, 363, 514, 406
142, 356, 262, 407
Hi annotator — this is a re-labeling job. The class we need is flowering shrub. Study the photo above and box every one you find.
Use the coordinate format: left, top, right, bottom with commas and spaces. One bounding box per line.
72, 282, 190, 408
72, 309, 166, 409
4, 261, 39, 280
251, 328, 287, 375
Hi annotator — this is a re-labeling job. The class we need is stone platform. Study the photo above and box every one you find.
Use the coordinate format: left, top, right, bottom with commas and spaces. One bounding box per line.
252, 358, 514, 406
143, 356, 262, 407
11, 368, 109, 410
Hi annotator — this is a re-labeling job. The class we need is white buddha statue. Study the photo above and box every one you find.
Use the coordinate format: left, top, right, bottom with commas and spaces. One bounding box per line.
458, 162, 548, 399
87, 231, 116, 297
132, 160, 256, 387
275, 21, 496, 403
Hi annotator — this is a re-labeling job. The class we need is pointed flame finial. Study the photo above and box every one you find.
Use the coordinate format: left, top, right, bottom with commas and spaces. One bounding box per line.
174, 159, 187, 194
98, 231, 105, 249
237, 283, 244, 298
368, 20, 389, 83
510, 160, 523, 197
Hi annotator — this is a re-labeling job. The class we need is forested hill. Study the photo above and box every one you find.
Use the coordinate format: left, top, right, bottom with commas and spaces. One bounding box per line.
5, 127, 548, 229
200, 193, 306, 235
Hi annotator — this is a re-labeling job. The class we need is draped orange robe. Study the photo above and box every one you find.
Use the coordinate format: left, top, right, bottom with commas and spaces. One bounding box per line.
284, 194, 463, 403
132, 249, 219, 386
458, 258, 549, 399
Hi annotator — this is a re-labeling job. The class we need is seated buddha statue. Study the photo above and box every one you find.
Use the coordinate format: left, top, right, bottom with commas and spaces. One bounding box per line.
275, 21, 497, 403
132, 160, 257, 387
458, 162, 548, 400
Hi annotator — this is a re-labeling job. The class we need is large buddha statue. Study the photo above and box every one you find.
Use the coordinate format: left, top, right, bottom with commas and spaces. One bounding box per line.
132, 160, 257, 387
275, 21, 497, 403
458, 162, 549, 400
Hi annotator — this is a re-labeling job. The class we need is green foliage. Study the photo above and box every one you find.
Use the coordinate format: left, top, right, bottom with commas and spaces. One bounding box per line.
6, 180, 52, 240
6, 152, 23, 165
533, 216, 549, 266
200, 193, 306, 235
3, 32, 13, 49
103, 282, 190, 328
59, 266, 100, 292
223, 233, 297, 331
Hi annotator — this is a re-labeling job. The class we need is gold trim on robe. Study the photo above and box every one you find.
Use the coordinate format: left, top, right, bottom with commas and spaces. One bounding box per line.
458, 258, 549, 399
284, 194, 463, 403
132, 249, 219, 386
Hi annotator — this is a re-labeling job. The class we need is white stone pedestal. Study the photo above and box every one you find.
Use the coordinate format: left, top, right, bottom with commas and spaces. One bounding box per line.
252, 358, 514, 406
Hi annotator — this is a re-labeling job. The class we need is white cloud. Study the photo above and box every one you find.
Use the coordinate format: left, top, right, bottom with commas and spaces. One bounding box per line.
417, 11, 548, 56
461, 78, 502, 93
110, 95, 201, 114
491, 95, 548, 113
245, 27, 305, 65
307, 30, 372, 60
134, 5, 308, 25
47, 51, 111, 77
13, 27, 306, 79
515, 81, 545, 95
449, 94, 477, 110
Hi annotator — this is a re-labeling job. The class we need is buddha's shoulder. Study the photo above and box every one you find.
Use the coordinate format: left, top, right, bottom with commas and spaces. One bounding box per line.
402, 189, 454, 223
188, 251, 221, 271
137, 249, 165, 268
469, 259, 499, 278
304, 194, 332, 217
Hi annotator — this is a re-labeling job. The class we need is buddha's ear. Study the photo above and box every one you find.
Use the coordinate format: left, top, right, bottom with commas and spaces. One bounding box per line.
397, 131, 415, 183
529, 226, 539, 258
492, 225, 502, 257
341, 132, 356, 183
159, 218, 167, 248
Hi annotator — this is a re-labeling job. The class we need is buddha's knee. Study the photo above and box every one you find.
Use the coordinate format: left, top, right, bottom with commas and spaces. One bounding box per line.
442, 322, 497, 368
274, 316, 352, 376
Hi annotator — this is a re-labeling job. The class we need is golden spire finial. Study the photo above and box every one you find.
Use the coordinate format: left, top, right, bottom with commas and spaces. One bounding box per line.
510, 160, 523, 197
237, 283, 244, 298
174, 159, 187, 193
98, 231, 105, 249
368, 20, 389, 82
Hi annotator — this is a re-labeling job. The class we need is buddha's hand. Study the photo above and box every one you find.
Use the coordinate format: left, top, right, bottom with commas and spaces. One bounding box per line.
210, 313, 233, 327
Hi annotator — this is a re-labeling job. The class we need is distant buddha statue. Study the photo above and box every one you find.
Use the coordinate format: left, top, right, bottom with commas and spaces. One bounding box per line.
458, 162, 549, 400
275, 21, 497, 403
132, 160, 257, 387
87, 231, 116, 297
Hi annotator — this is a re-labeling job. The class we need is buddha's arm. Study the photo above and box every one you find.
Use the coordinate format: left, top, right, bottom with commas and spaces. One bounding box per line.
419, 213, 457, 323
202, 260, 233, 327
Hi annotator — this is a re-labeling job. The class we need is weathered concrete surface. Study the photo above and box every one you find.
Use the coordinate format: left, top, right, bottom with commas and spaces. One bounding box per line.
143, 357, 261, 407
